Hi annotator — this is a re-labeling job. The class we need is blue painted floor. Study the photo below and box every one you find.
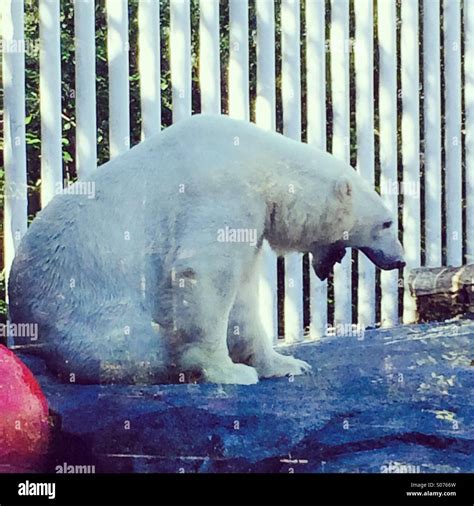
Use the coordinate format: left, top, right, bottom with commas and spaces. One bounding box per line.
20, 320, 474, 473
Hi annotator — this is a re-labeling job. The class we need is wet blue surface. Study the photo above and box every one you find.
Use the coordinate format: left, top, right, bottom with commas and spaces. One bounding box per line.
20, 320, 474, 473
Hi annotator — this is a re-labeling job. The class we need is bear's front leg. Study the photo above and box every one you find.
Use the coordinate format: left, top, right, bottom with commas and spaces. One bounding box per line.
228, 248, 312, 379
170, 256, 259, 385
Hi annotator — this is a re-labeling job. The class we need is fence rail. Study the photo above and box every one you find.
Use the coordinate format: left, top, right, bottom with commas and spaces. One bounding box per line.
2, 0, 473, 341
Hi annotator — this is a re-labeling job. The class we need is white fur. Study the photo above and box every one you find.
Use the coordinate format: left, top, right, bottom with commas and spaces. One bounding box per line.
9, 114, 403, 384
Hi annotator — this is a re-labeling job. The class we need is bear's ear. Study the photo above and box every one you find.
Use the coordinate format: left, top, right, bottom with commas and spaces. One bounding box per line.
334, 177, 352, 203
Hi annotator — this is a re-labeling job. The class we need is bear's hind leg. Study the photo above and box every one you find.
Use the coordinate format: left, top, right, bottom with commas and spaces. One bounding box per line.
43, 307, 167, 384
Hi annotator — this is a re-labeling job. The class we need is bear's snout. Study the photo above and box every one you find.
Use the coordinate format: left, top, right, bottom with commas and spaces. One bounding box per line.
359, 246, 406, 271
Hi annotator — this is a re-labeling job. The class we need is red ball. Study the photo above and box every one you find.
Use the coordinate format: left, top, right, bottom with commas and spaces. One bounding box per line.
0, 345, 50, 472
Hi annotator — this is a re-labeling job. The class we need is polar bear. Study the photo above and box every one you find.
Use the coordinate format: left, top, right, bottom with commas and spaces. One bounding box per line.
9, 115, 405, 385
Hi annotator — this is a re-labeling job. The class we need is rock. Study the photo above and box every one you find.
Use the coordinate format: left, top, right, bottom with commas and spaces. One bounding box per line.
17, 321, 474, 473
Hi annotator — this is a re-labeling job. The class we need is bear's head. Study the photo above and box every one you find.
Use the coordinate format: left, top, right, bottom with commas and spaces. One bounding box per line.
310, 174, 406, 281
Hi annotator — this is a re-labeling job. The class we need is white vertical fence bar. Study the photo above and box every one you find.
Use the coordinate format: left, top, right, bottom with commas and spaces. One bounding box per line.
281, 0, 303, 342
444, 0, 462, 266
354, 0, 375, 329
229, 0, 249, 120
74, 0, 97, 179
331, 0, 351, 327
138, 0, 161, 138
199, 0, 221, 114
256, 0, 278, 343
378, 0, 398, 326
3, 0, 28, 309
401, 0, 421, 323
307, 0, 328, 339
106, 0, 130, 157
466, 0, 474, 264
256, 0, 275, 130
39, 0, 63, 205
423, 0, 442, 267
170, 0, 192, 122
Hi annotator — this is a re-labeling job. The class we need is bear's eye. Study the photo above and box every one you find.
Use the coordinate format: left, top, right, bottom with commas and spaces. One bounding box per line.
382, 220, 392, 229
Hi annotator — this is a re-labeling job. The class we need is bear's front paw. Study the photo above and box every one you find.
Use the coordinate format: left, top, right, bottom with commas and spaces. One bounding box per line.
203, 362, 259, 385
256, 351, 312, 379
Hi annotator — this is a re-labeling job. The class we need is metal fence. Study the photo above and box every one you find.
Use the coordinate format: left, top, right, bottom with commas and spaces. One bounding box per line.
2, 0, 473, 343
